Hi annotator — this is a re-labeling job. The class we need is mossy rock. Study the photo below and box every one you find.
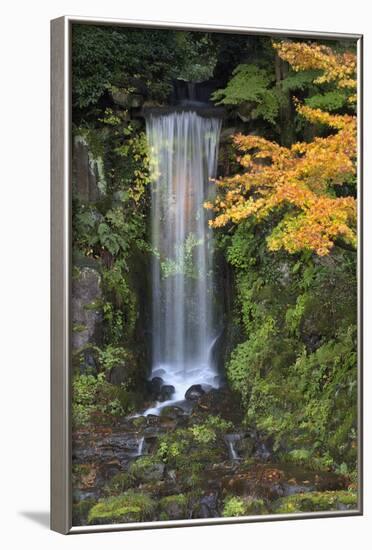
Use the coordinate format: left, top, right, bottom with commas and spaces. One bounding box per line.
159, 494, 189, 520
72, 463, 97, 489
160, 405, 186, 419
104, 472, 134, 495
72, 498, 95, 525
129, 456, 165, 483
222, 495, 268, 517
272, 490, 358, 514
132, 416, 147, 428
87, 491, 156, 524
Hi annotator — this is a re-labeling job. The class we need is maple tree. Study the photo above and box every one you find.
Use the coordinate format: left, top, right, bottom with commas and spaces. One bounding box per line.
206, 41, 357, 256
273, 41, 357, 103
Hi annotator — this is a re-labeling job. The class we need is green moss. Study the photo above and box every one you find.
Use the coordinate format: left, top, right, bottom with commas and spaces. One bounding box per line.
273, 491, 358, 514
132, 416, 147, 428
83, 299, 103, 311
223, 496, 268, 517
88, 491, 156, 524
129, 456, 165, 483
104, 472, 134, 495
278, 449, 335, 471
72, 323, 87, 333
72, 498, 95, 525
159, 494, 189, 520
72, 372, 138, 427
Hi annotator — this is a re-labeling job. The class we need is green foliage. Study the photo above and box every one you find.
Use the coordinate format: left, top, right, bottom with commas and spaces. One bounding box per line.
129, 456, 164, 483
223, 496, 267, 517
160, 233, 203, 279
227, 316, 281, 397
104, 472, 134, 495
158, 494, 189, 520
72, 125, 150, 354
156, 433, 189, 464
94, 344, 128, 372
280, 69, 321, 92
278, 448, 334, 471
155, 425, 224, 476
273, 491, 357, 514
113, 130, 151, 204
72, 374, 98, 426
101, 263, 137, 342
175, 32, 217, 82
72, 498, 95, 525
72, 372, 137, 427
72, 25, 183, 108
190, 416, 232, 445
222, 496, 245, 517
285, 294, 308, 336
221, 216, 357, 469
305, 90, 350, 111
190, 424, 216, 444
87, 491, 156, 524
212, 64, 280, 123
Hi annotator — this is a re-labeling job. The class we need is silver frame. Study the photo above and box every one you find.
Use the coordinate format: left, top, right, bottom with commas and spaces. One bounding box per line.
51, 15, 363, 534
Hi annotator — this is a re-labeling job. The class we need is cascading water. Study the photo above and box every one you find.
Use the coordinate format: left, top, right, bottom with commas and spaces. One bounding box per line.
145, 110, 222, 413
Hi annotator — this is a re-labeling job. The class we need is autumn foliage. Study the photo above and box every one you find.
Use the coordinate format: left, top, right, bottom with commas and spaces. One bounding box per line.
206, 41, 357, 256
273, 41, 357, 103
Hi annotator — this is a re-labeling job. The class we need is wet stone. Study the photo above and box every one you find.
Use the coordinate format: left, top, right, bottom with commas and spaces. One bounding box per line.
185, 384, 205, 401
159, 384, 175, 402
147, 377, 164, 398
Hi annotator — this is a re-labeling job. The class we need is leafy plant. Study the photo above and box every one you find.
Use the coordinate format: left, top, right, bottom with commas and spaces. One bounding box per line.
212, 64, 280, 123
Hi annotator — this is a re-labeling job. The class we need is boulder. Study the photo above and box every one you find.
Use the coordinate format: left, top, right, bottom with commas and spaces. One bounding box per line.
147, 377, 164, 399
192, 492, 219, 518
185, 384, 205, 401
107, 364, 128, 385
159, 494, 188, 520
129, 457, 165, 483
106, 354, 137, 385
235, 434, 255, 458
110, 87, 144, 108
71, 267, 102, 354
196, 388, 244, 423
159, 385, 175, 402
159, 406, 185, 420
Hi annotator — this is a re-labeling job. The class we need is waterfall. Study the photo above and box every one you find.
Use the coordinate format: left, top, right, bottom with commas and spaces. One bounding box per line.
136, 436, 145, 456
224, 434, 241, 461
146, 111, 221, 406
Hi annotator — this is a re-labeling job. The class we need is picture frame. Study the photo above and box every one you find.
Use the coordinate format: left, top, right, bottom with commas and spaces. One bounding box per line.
51, 15, 363, 534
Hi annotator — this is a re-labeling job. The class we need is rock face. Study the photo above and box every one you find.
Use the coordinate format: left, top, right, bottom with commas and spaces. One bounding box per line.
107, 357, 136, 386
110, 88, 144, 109
196, 388, 244, 423
159, 495, 188, 520
72, 136, 104, 202
72, 267, 103, 353
72, 389, 353, 526
193, 492, 220, 518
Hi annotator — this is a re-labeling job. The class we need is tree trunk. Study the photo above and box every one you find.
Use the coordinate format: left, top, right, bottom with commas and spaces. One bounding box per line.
275, 54, 295, 147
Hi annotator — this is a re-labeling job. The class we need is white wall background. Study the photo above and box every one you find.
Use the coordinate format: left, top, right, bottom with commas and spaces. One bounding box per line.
1, 0, 370, 547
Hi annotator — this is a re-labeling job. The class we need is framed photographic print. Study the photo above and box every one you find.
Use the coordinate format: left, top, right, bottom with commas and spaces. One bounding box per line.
51, 16, 363, 534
